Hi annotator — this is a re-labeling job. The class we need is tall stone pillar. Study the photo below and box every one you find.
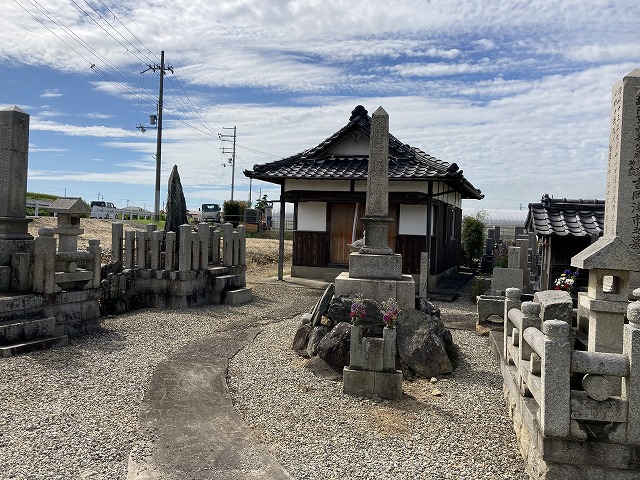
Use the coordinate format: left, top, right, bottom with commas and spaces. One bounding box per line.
604, 69, 640, 251
0, 106, 33, 270
360, 107, 393, 255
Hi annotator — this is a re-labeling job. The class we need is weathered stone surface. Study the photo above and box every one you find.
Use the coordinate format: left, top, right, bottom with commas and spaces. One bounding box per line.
533, 289, 573, 323
306, 325, 328, 357
292, 323, 312, 352
316, 321, 351, 369
327, 296, 384, 336
396, 309, 456, 378
163, 165, 188, 239
418, 298, 440, 319
311, 283, 334, 327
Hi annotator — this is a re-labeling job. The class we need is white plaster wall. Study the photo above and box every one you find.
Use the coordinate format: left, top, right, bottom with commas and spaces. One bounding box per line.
297, 202, 327, 231
286, 179, 351, 191
399, 205, 428, 235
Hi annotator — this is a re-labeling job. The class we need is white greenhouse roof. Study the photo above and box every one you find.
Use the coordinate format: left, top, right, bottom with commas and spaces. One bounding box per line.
462, 208, 528, 227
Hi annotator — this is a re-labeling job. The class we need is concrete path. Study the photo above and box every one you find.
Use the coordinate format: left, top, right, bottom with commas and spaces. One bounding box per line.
126, 327, 290, 480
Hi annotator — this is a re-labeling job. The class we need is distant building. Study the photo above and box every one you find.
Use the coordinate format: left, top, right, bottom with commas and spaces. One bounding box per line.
525, 194, 604, 290
244, 105, 483, 287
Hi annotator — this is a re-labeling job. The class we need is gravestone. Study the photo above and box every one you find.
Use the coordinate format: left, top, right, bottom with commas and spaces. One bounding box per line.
0, 107, 34, 290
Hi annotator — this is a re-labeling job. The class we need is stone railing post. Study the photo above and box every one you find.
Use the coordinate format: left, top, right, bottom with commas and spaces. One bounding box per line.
540, 319, 572, 437
191, 232, 200, 270
88, 239, 101, 288
237, 224, 247, 266
111, 222, 123, 264
624, 290, 640, 444
198, 223, 210, 268
232, 231, 240, 266
165, 231, 176, 271
518, 301, 541, 394
33, 227, 57, 294
211, 228, 221, 264
150, 231, 163, 270
124, 230, 135, 269
520, 302, 541, 361
136, 231, 147, 269
504, 287, 522, 361
178, 224, 192, 272
222, 223, 233, 267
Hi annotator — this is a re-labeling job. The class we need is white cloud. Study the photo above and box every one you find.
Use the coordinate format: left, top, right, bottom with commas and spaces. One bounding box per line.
40, 89, 63, 98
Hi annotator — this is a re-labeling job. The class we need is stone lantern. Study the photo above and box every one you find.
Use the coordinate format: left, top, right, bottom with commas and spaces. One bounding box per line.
47, 197, 90, 253
571, 235, 640, 354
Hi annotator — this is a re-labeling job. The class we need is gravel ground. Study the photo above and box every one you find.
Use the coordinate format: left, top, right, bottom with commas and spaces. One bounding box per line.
228, 289, 530, 480
0, 281, 318, 480
1, 222, 528, 480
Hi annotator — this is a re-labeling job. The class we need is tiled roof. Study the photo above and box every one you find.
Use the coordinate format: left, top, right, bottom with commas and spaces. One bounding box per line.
526, 194, 605, 237
244, 105, 483, 200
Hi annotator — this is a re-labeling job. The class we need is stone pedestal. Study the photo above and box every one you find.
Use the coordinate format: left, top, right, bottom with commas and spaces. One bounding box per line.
343, 325, 402, 399
334, 272, 415, 311
348, 252, 402, 280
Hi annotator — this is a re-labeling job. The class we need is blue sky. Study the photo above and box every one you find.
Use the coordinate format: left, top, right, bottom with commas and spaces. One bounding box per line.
1, 0, 639, 212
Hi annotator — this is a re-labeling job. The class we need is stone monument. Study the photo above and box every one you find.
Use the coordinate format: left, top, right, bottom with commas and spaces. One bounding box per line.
0, 106, 34, 291
604, 69, 640, 253
336, 106, 412, 400
334, 107, 415, 310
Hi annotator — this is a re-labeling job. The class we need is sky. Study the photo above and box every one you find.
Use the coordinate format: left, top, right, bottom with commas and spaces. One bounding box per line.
1, 0, 639, 213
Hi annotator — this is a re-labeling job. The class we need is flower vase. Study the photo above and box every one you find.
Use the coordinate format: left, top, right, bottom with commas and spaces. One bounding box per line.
382, 326, 396, 372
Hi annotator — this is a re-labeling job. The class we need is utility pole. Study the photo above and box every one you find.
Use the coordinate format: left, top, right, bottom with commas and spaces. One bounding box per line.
220, 126, 237, 201
142, 50, 173, 221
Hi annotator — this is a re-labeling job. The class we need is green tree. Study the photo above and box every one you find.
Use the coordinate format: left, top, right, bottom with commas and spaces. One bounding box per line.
461, 213, 486, 268
223, 199, 249, 226
255, 194, 269, 211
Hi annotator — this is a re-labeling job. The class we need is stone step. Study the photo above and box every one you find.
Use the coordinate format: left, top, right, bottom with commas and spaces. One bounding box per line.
0, 316, 56, 344
1, 335, 69, 358
223, 287, 252, 305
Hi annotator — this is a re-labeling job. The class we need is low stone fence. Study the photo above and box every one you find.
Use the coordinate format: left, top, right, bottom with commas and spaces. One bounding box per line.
103, 222, 250, 310
110, 222, 245, 271
29, 227, 102, 295
501, 286, 640, 451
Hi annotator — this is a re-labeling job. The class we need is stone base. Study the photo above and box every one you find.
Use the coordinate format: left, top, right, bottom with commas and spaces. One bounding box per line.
489, 331, 640, 479
223, 287, 252, 305
334, 271, 415, 311
343, 367, 402, 400
103, 265, 248, 310
0, 237, 34, 266
0, 217, 33, 240
0, 288, 101, 338
348, 252, 402, 280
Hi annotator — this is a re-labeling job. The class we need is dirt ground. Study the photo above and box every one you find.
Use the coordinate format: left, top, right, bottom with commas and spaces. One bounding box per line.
27, 217, 292, 279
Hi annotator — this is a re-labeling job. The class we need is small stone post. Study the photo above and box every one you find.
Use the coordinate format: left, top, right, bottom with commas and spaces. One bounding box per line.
111, 223, 124, 264
237, 224, 247, 266
165, 231, 176, 271
504, 287, 522, 362
124, 230, 135, 269
198, 223, 210, 268
136, 231, 147, 269
211, 229, 221, 264
150, 230, 163, 270
349, 325, 364, 369
519, 301, 541, 394
33, 227, 57, 294
178, 224, 192, 271
191, 232, 200, 270
624, 291, 640, 444
88, 239, 101, 288
540, 320, 572, 437
222, 223, 233, 267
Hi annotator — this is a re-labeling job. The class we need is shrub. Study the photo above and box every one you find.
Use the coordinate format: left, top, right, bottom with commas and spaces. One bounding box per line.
461, 213, 486, 268
223, 199, 249, 226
